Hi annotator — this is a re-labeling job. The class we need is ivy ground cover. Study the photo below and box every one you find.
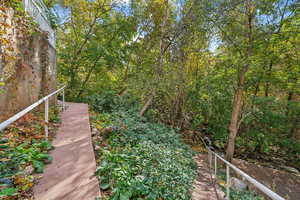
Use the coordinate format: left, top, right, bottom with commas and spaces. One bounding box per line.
90, 94, 197, 200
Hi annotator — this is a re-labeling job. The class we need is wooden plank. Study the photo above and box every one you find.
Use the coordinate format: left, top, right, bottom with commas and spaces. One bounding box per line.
34, 102, 100, 200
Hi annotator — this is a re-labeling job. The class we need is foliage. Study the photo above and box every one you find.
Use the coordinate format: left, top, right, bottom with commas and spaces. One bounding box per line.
229, 190, 264, 200
87, 91, 121, 113
217, 171, 264, 200
0, 139, 53, 175
86, 91, 139, 113
57, 0, 300, 169
2, 0, 23, 11
91, 95, 197, 200
56, 0, 137, 100
0, 0, 44, 95
0, 138, 53, 199
0, 107, 60, 199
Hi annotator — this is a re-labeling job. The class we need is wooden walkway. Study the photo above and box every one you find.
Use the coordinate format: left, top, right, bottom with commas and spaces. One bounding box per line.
33, 103, 100, 200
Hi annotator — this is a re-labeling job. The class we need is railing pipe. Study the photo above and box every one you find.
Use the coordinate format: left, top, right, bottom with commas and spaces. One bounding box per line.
207, 148, 285, 200
62, 89, 65, 111
0, 86, 66, 138
45, 98, 49, 138
226, 164, 230, 199
214, 154, 217, 176
209, 150, 212, 170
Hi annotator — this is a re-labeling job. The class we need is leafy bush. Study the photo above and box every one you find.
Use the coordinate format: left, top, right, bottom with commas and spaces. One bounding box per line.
235, 96, 300, 155
0, 108, 58, 199
87, 91, 139, 113
229, 190, 264, 200
195, 93, 300, 161
0, 138, 53, 199
92, 96, 197, 200
0, 139, 53, 175
87, 91, 118, 113
217, 171, 264, 200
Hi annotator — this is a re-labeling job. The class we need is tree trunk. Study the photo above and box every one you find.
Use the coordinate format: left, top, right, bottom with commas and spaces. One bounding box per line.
254, 82, 260, 96
225, 0, 254, 162
76, 67, 95, 98
139, 90, 156, 116
264, 61, 273, 97
76, 54, 102, 98
225, 69, 247, 161
287, 92, 300, 140
139, 0, 168, 116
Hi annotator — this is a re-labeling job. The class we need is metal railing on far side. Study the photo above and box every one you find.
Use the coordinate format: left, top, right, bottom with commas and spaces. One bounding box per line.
0, 86, 66, 138
206, 147, 285, 200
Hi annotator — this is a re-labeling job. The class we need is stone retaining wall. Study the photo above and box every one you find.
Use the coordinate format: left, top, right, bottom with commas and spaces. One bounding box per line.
0, 7, 56, 121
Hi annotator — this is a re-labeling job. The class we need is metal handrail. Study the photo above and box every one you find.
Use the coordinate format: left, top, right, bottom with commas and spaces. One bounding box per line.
206, 147, 285, 200
0, 86, 66, 138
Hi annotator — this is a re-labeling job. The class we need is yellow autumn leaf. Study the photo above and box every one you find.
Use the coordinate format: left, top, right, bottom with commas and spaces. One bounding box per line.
218, 180, 226, 186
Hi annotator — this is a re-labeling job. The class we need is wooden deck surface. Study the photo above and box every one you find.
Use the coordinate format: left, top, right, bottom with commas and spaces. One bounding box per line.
34, 102, 100, 200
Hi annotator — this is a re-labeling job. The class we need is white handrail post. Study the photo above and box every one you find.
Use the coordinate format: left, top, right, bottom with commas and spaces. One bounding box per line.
45, 98, 49, 138
214, 154, 217, 177
0, 86, 65, 133
62, 88, 65, 111
209, 150, 212, 171
226, 164, 230, 200
202, 145, 285, 200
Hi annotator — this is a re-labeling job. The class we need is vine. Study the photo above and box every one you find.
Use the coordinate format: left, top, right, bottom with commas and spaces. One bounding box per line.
0, 0, 44, 93
2, 0, 23, 10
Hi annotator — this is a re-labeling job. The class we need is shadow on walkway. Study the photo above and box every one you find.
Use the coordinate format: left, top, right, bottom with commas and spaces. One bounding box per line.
34, 102, 100, 200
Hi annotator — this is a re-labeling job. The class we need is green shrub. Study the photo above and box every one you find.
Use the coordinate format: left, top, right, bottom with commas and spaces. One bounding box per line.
87, 91, 139, 113
0, 139, 53, 179
216, 172, 264, 200
86, 91, 118, 113
0, 137, 53, 199
93, 97, 197, 200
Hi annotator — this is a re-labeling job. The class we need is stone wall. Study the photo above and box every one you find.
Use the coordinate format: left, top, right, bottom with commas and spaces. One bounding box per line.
0, 7, 56, 121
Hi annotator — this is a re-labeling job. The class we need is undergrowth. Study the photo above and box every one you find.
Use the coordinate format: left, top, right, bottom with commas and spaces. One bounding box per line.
217, 171, 264, 200
90, 92, 197, 200
0, 106, 60, 199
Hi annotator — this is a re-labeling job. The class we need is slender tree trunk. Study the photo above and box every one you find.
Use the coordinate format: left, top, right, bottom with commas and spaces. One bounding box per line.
287, 92, 300, 140
139, 0, 168, 116
226, 67, 248, 161
157, 1, 168, 76
76, 67, 95, 98
76, 54, 102, 98
287, 91, 293, 101
264, 61, 273, 97
225, 0, 254, 162
139, 90, 156, 116
291, 114, 300, 141
254, 82, 260, 96
286, 91, 293, 117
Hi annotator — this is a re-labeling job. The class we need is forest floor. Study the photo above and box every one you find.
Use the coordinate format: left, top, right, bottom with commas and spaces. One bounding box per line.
182, 129, 300, 199
191, 147, 300, 200
232, 156, 300, 200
